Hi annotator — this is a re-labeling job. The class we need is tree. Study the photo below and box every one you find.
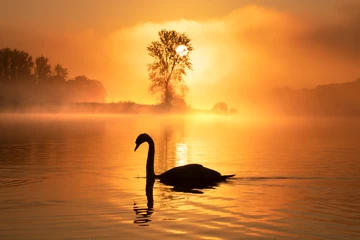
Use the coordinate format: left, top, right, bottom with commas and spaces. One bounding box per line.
53, 63, 68, 80
67, 75, 106, 102
0, 48, 34, 103
0, 48, 33, 82
229, 108, 238, 115
35, 55, 51, 83
0, 48, 109, 107
147, 29, 193, 107
212, 102, 228, 115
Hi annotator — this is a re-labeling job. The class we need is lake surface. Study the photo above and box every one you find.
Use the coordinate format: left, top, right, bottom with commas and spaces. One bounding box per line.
0, 114, 359, 240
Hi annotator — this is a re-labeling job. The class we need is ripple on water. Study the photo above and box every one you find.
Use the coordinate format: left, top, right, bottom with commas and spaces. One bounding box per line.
0, 176, 47, 188
1, 115, 360, 240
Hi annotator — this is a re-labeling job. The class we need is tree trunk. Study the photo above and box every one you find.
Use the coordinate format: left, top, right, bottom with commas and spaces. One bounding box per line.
164, 78, 171, 107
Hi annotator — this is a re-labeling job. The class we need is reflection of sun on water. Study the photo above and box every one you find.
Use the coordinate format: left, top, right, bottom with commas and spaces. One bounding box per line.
176, 143, 188, 166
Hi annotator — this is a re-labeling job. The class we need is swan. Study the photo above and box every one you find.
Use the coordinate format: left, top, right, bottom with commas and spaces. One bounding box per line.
134, 133, 235, 187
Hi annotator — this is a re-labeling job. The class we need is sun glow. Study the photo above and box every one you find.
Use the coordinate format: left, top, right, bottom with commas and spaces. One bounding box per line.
176, 45, 188, 56
176, 143, 188, 166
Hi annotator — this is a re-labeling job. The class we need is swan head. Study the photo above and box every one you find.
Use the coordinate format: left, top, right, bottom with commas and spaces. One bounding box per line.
134, 133, 151, 151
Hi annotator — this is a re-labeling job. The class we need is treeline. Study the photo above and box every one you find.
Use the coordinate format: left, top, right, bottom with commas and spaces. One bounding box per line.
272, 79, 360, 116
0, 48, 106, 110
4, 101, 188, 114
211, 102, 238, 115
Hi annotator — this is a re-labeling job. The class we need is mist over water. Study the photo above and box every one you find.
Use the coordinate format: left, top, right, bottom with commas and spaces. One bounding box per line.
0, 114, 359, 239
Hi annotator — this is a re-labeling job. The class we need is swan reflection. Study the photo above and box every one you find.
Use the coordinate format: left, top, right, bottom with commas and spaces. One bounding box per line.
133, 177, 155, 226
133, 133, 235, 226
133, 176, 233, 226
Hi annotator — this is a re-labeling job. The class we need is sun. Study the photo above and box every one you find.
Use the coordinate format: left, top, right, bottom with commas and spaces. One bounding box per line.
176, 45, 188, 57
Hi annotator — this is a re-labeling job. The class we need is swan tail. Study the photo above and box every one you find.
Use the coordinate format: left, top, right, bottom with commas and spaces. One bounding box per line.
221, 174, 236, 180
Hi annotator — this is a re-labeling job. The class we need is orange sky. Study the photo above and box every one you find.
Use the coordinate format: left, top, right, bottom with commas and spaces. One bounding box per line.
1, 0, 359, 109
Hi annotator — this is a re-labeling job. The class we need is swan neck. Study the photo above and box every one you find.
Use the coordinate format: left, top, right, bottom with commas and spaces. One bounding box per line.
146, 138, 155, 178
146, 177, 155, 209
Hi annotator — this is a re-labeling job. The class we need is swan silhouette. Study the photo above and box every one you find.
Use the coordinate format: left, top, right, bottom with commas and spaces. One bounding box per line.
134, 133, 235, 188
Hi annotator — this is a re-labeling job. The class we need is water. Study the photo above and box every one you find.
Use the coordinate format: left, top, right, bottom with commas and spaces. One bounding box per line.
0, 114, 359, 240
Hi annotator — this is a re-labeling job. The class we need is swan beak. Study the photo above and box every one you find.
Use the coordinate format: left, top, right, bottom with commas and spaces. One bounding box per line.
134, 144, 140, 152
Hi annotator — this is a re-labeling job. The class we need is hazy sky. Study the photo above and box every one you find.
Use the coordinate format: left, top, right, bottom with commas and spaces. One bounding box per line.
1, 0, 359, 108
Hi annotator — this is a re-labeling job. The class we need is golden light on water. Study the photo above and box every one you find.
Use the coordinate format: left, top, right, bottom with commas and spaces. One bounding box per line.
176, 142, 188, 166
176, 45, 188, 57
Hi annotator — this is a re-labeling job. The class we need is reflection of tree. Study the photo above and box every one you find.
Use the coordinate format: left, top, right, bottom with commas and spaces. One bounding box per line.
0, 116, 106, 186
157, 124, 174, 173
156, 118, 186, 174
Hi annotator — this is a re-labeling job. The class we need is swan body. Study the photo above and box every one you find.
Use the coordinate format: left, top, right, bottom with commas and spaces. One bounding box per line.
134, 133, 235, 188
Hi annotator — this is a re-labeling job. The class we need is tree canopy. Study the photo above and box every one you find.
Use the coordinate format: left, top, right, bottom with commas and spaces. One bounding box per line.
35, 55, 51, 83
0, 48, 33, 82
147, 29, 193, 107
212, 102, 229, 115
